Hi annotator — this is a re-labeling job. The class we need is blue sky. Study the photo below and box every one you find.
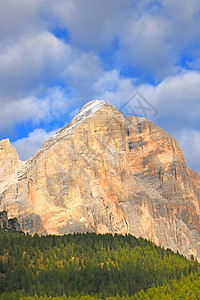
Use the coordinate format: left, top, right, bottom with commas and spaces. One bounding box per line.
0, 0, 200, 173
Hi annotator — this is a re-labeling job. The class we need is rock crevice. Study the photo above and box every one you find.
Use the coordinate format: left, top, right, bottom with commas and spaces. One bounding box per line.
0, 100, 200, 260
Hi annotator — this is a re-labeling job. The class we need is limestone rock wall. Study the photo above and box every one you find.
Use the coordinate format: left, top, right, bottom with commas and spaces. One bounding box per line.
0, 100, 200, 260
0, 210, 21, 231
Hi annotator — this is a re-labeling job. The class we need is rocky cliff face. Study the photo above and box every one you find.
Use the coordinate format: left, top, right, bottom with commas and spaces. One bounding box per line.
0, 100, 200, 259
0, 210, 21, 231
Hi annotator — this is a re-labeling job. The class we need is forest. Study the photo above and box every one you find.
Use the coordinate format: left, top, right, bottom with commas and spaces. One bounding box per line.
0, 229, 200, 299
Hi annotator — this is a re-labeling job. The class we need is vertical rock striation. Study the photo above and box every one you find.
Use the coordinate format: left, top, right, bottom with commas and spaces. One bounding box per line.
0, 100, 200, 259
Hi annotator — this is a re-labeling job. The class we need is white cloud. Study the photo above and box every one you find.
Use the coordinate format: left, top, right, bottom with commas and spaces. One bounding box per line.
0, 26, 102, 99
163, 0, 200, 44
94, 70, 137, 106
119, 14, 177, 79
132, 71, 200, 173
1, 0, 200, 83
0, 87, 71, 132
0, 0, 200, 173
44, 0, 200, 79
154, 71, 200, 130
0, 96, 48, 131
175, 129, 200, 174
12, 128, 58, 161
0, 0, 45, 42
46, 0, 133, 50
80, 69, 200, 172
112, 71, 200, 132
0, 31, 69, 96
8, 69, 200, 173
0, 29, 102, 130
71, 69, 200, 133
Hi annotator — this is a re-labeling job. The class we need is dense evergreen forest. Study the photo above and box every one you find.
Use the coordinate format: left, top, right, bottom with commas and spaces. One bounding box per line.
0, 230, 200, 299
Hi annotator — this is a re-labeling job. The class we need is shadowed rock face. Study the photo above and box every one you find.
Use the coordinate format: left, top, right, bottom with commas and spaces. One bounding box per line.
0, 100, 200, 259
0, 210, 21, 231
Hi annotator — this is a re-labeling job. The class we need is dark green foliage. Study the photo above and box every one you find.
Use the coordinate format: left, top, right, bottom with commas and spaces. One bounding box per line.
0, 230, 199, 299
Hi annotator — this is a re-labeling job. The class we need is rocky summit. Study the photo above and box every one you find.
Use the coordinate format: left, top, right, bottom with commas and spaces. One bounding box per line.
0, 100, 200, 260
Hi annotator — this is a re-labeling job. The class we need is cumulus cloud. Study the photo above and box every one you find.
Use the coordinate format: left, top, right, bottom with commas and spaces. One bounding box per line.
12, 128, 59, 161
0, 0, 43, 42
154, 71, 200, 129
0, 29, 102, 130
118, 0, 200, 79
81, 69, 200, 172
0, 96, 48, 131
8, 69, 200, 173
119, 14, 177, 79
44, 0, 200, 79
46, 0, 133, 50
0, 1, 200, 173
93, 70, 137, 107
0, 87, 71, 132
163, 0, 200, 45
136, 71, 200, 173
71, 69, 200, 134
1, 0, 200, 84
0, 31, 69, 96
106, 71, 200, 133
175, 129, 200, 173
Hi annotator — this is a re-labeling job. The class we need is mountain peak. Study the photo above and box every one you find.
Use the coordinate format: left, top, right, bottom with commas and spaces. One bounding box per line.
0, 138, 19, 163
0, 138, 11, 147
71, 99, 108, 126
1, 99, 200, 260
79, 99, 107, 114
50, 100, 108, 142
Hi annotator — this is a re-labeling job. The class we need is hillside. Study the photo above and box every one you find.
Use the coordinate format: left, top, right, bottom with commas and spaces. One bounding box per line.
0, 231, 200, 299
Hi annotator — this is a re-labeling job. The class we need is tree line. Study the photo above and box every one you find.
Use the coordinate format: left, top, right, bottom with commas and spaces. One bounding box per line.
0, 230, 199, 299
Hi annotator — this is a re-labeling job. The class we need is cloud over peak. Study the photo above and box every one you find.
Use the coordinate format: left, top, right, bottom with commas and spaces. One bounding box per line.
0, 0, 200, 172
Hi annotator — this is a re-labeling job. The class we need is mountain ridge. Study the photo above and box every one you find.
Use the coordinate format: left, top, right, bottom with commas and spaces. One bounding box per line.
0, 100, 200, 260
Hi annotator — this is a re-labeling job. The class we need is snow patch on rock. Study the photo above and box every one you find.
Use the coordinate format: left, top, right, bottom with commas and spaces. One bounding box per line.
51, 100, 106, 140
